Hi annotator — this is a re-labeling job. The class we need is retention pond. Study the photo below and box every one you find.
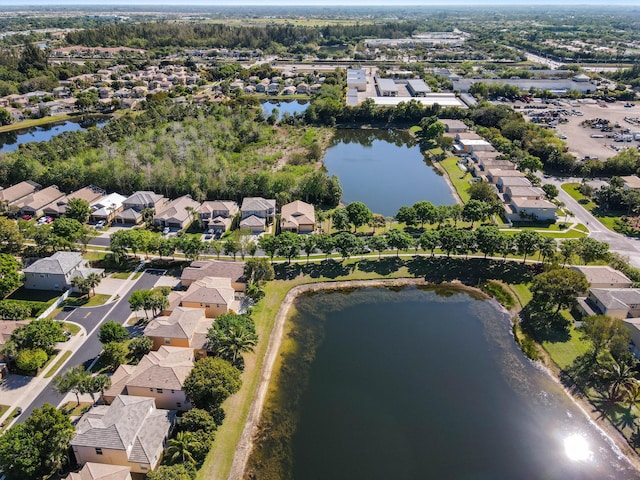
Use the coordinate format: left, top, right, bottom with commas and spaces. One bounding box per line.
247, 285, 638, 480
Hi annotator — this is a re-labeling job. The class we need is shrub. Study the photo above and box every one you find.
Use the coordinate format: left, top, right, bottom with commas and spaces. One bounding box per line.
16, 348, 48, 372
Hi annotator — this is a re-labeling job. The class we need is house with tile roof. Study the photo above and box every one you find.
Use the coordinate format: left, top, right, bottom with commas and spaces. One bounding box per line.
23, 251, 104, 291
181, 259, 246, 291
103, 346, 195, 411
152, 195, 201, 230
570, 266, 633, 289
43, 185, 106, 218
198, 200, 239, 233
280, 200, 316, 233
70, 395, 175, 474
0, 180, 41, 207
14, 185, 65, 217
65, 463, 131, 480
143, 307, 212, 357
240, 197, 276, 233
176, 276, 237, 318
0, 320, 29, 361
115, 191, 166, 225
583, 288, 640, 319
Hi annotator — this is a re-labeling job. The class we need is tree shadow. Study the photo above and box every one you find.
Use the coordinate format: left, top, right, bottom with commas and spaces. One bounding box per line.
520, 303, 570, 343
356, 257, 404, 276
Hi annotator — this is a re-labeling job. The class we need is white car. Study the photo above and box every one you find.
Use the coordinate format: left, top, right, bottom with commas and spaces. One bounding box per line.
162, 227, 170, 235
95, 220, 106, 229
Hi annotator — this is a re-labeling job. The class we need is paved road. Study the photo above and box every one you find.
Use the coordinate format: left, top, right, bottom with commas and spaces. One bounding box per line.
88, 236, 110, 247
545, 176, 640, 267
13, 271, 161, 424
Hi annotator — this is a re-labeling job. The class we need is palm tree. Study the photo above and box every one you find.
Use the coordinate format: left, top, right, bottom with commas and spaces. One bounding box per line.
599, 358, 637, 403
214, 325, 258, 369
166, 431, 200, 465
85, 273, 102, 298
89, 374, 112, 404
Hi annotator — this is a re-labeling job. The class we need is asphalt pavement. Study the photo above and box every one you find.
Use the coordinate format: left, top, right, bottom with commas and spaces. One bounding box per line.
13, 271, 161, 424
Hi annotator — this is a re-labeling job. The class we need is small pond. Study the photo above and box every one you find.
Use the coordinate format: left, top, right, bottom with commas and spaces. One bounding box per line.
261, 100, 309, 120
0, 116, 110, 153
322, 129, 455, 216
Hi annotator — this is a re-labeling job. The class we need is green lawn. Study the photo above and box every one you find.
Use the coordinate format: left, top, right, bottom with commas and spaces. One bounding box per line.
562, 183, 622, 232
63, 293, 110, 308
542, 324, 591, 369
59, 401, 93, 416
62, 322, 81, 336
0, 114, 73, 133
6, 287, 60, 303
438, 156, 472, 203
44, 350, 73, 378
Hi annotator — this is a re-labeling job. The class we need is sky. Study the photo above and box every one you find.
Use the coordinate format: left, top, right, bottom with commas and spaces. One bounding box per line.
0, 0, 638, 5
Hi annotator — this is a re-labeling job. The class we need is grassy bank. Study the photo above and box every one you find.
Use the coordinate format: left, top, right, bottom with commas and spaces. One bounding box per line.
0, 114, 74, 133
436, 155, 472, 203
198, 256, 535, 480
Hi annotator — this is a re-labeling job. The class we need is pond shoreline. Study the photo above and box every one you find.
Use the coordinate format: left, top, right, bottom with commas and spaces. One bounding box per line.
230, 277, 640, 479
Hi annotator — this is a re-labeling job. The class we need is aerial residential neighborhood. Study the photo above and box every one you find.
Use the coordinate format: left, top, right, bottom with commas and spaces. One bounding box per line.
1, 3, 640, 480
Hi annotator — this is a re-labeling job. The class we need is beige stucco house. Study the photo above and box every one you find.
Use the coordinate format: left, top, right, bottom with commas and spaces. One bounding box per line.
181, 260, 246, 291
143, 307, 212, 357
280, 200, 316, 233
70, 395, 175, 474
66, 463, 131, 480
103, 346, 194, 411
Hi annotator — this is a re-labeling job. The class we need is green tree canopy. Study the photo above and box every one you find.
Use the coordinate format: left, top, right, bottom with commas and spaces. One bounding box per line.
183, 357, 242, 411
65, 198, 92, 224
531, 268, 589, 313
0, 253, 22, 298
345, 201, 372, 232
98, 320, 129, 344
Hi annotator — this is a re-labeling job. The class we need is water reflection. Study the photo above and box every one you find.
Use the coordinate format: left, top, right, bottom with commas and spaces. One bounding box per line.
564, 433, 593, 462
261, 100, 308, 120
0, 116, 109, 153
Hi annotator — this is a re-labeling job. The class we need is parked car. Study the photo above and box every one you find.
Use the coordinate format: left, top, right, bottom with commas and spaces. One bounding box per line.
162, 227, 170, 235
95, 220, 106, 229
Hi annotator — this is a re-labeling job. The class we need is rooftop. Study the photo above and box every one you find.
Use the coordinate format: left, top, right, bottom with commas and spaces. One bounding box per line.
23, 251, 82, 275
571, 266, 633, 287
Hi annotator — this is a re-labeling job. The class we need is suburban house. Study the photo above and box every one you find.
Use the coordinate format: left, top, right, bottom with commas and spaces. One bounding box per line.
0, 320, 29, 361
198, 200, 239, 234
478, 159, 516, 172
65, 463, 131, 480
570, 266, 633, 289
181, 260, 246, 291
621, 175, 640, 190
115, 191, 166, 225
280, 200, 316, 233
43, 185, 106, 217
172, 276, 237, 318
505, 198, 557, 222
579, 288, 640, 319
89, 193, 127, 224
103, 346, 194, 411
144, 307, 213, 357
14, 185, 65, 217
23, 251, 104, 291
152, 195, 201, 230
240, 197, 276, 234
0, 180, 41, 207
70, 395, 175, 474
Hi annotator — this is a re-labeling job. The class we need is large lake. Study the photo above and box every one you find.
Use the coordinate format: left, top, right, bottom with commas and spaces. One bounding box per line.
322, 129, 455, 216
287, 287, 637, 480
0, 116, 109, 154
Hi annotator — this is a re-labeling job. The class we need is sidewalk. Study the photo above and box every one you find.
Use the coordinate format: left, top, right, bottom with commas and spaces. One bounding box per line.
0, 266, 145, 430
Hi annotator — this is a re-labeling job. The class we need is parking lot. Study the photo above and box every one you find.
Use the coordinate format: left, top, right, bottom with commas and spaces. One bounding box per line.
555, 102, 640, 161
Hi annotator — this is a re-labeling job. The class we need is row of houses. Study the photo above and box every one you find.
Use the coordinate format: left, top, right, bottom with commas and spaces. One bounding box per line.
444, 122, 557, 222
67, 260, 247, 478
0, 181, 317, 234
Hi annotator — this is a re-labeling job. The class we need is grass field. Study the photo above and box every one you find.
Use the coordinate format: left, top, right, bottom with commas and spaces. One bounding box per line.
438, 156, 472, 203
0, 114, 74, 133
63, 293, 110, 308
562, 183, 621, 232
44, 350, 72, 378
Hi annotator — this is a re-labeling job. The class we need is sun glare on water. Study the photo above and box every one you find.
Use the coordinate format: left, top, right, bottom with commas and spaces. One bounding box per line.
564, 434, 592, 462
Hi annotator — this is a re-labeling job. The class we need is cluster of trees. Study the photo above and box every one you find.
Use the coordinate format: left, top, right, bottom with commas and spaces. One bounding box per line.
589, 176, 640, 216
0, 404, 74, 479
206, 312, 258, 370
96, 320, 153, 371
0, 253, 22, 298
0, 101, 340, 207
396, 198, 501, 229
128, 288, 170, 320
0, 318, 66, 373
